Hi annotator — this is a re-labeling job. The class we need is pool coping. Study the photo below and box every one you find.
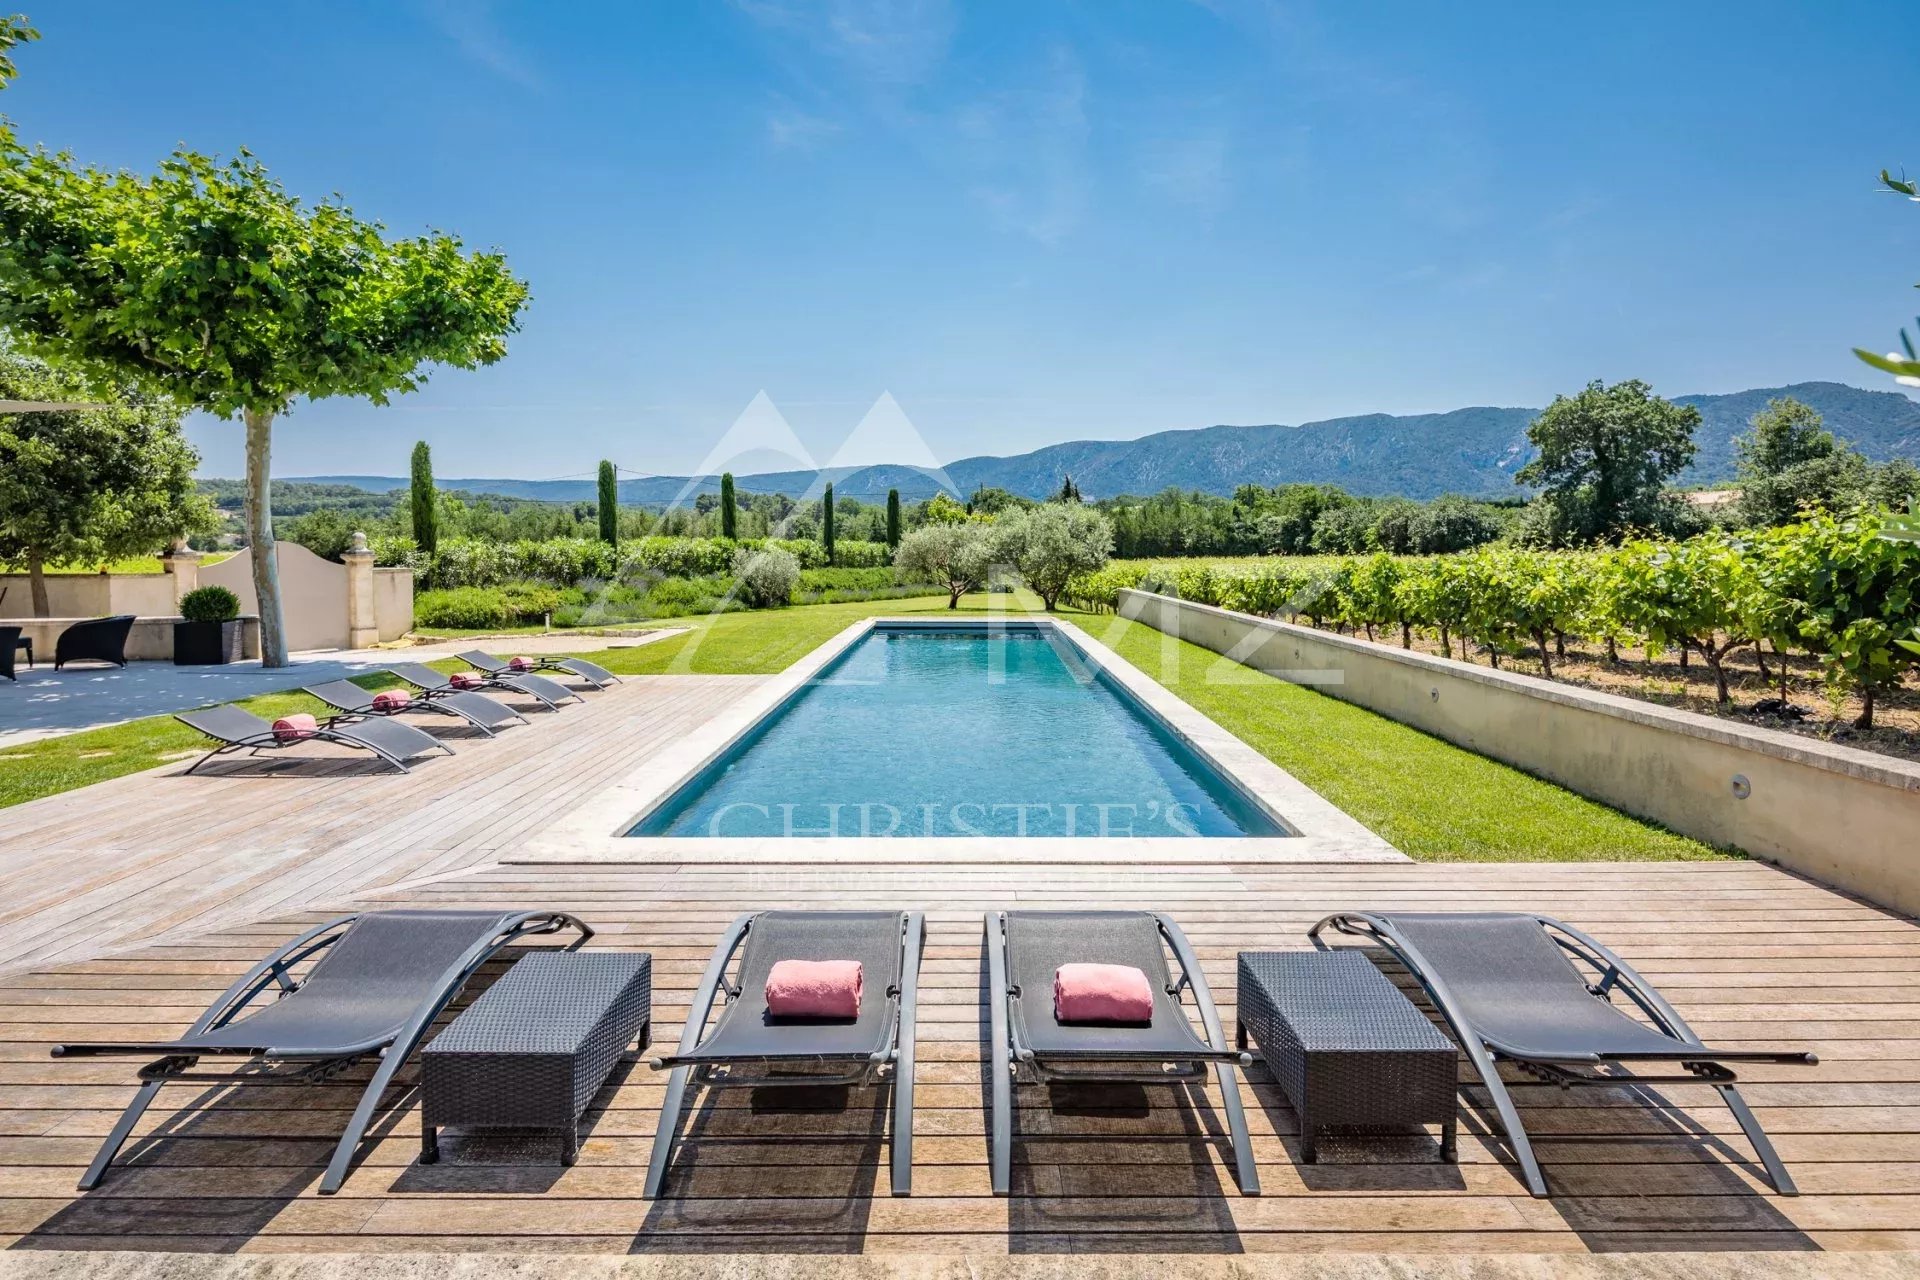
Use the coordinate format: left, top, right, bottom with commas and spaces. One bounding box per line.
512, 616, 1403, 865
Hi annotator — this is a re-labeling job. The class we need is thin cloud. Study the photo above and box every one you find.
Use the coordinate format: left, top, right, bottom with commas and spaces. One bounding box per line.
418, 0, 540, 89
767, 104, 842, 150
732, 0, 954, 86
1140, 126, 1231, 214
955, 46, 1090, 244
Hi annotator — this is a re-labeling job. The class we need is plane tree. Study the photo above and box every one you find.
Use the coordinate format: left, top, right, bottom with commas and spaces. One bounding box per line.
0, 142, 528, 665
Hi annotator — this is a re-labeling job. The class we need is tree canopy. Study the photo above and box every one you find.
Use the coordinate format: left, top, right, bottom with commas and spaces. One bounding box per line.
1515, 379, 1700, 544
0, 346, 215, 614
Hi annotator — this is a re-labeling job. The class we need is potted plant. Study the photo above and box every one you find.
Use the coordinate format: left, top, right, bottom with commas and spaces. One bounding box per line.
174, 586, 244, 665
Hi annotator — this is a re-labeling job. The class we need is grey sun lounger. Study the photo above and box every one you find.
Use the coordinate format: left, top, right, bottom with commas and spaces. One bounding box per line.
54, 908, 592, 1195
458, 648, 619, 690
985, 910, 1260, 1196
387, 660, 581, 710
644, 910, 925, 1199
1310, 911, 1819, 1198
175, 704, 454, 775
303, 678, 528, 737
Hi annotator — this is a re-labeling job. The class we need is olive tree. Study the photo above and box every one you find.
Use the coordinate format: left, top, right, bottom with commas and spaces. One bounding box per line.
0, 147, 528, 665
894, 522, 992, 609
0, 347, 214, 615
991, 503, 1114, 611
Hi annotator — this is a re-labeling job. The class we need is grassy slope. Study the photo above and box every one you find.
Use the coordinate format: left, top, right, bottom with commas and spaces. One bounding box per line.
0, 592, 1724, 861
1089, 615, 1721, 862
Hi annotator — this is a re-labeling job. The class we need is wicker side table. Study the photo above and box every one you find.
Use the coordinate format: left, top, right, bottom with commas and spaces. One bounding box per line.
1237, 950, 1457, 1164
421, 951, 651, 1165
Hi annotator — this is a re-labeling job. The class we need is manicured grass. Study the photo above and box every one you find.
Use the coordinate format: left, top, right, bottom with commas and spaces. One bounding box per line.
1087, 614, 1725, 863
1, 591, 1729, 863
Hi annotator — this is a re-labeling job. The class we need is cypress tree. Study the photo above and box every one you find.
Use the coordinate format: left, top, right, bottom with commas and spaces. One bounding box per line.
822, 482, 836, 565
597, 460, 618, 547
409, 440, 438, 553
720, 472, 738, 539
886, 488, 902, 549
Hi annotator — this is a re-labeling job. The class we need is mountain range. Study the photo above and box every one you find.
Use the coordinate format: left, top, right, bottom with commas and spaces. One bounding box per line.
302, 381, 1920, 506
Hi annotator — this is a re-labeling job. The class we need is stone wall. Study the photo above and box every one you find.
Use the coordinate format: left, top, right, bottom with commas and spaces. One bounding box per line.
1118, 588, 1920, 917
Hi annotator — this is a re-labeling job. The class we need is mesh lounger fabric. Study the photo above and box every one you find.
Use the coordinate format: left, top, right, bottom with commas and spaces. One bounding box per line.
307, 679, 522, 732
1373, 912, 1793, 1062
1005, 911, 1225, 1060
60, 910, 523, 1057
671, 911, 903, 1063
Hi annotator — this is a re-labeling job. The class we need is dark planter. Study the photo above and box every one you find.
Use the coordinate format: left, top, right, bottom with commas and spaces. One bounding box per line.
174, 619, 244, 666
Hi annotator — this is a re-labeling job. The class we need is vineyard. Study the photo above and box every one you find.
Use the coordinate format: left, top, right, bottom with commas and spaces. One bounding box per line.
1064, 509, 1920, 732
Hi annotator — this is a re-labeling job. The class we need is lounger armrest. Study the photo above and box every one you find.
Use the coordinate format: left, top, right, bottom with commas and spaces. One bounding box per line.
649, 912, 754, 1069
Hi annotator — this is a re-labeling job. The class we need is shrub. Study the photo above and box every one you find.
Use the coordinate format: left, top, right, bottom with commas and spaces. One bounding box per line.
500, 580, 564, 623
415, 586, 510, 630
732, 546, 801, 608
178, 585, 240, 624
991, 504, 1114, 611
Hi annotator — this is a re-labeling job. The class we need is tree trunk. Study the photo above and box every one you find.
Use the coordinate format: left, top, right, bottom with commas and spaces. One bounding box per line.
1363, 622, 1374, 642
1488, 647, 1499, 670
244, 406, 289, 667
1773, 640, 1790, 701
1555, 631, 1566, 659
1400, 621, 1411, 649
1704, 646, 1729, 707
1043, 592, 1057, 613
947, 586, 961, 609
1753, 641, 1770, 685
1438, 625, 1450, 660
1855, 687, 1875, 731
1534, 631, 1554, 680
25, 550, 49, 618
1678, 643, 1689, 672
1605, 635, 1619, 665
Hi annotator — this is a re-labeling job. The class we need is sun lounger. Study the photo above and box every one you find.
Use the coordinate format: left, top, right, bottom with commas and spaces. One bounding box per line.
984, 910, 1259, 1195
175, 704, 454, 775
303, 678, 528, 737
458, 648, 619, 690
387, 660, 581, 711
1309, 910, 1819, 1197
643, 910, 925, 1198
54, 908, 593, 1194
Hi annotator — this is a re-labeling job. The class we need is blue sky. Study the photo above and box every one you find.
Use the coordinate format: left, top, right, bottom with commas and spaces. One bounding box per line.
10, 1, 1917, 479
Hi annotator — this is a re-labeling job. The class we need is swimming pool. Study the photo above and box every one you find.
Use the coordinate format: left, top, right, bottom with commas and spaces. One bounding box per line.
628, 621, 1284, 838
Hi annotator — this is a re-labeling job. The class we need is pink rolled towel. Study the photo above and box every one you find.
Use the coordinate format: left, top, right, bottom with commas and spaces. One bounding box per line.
765, 959, 863, 1019
508, 655, 535, 671
272, 713, 319, 743
1054, 963, 1154, 1024
372, 689, 412, 711
449, 672, 486, 690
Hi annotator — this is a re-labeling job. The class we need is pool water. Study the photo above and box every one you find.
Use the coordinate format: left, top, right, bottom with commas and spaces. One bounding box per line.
629, 625, 1282, 838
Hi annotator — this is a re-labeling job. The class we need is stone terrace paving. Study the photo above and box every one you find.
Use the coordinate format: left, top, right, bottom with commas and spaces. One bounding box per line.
0, 678, 1916, 1271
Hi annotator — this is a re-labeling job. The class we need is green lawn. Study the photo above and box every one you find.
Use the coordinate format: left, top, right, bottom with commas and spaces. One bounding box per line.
0, 591, 1727, 862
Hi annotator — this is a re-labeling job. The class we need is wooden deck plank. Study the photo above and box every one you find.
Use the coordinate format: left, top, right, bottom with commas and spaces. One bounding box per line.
0, 857, 1913, 1256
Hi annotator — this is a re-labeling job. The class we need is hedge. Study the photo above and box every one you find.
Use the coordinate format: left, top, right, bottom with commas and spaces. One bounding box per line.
395, 535, 892, 590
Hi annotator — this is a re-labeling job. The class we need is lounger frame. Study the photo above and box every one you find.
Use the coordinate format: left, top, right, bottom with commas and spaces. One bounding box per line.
984, 910, 1260, 1197
57, 909, 592, 1195
177, 714, 454, 776
305, 680, 528, 738
643, 910, 924, 1199
1311, 910, 1816, 1198
459, 649, 620, 689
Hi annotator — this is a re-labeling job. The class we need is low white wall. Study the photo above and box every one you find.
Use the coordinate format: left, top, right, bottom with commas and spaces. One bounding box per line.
1118, 588, 1920, 916
0, 571, 176, 620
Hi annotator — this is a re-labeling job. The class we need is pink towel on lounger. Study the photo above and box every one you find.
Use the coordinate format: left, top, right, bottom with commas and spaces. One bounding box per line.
372, 689, 411, 711
1054, 963, 1154, 1024
449, 672, 485, 690
509, 655, 535, 671
765, 959, 863, 1019
272, 713, 318, 743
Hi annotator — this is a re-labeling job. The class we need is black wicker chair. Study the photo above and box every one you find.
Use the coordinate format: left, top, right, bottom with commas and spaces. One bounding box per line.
985, 910, 1260, 1196
644, 910, 925, 1198
0, 625, 20, 681
54, 908, 593, 1195
1311, 911, 1819, 1197
54, 614, 136, 670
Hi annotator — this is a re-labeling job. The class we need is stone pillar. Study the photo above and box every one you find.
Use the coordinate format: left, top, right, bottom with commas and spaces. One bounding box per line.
343, 531, 378, 650
162, 540, 201, 609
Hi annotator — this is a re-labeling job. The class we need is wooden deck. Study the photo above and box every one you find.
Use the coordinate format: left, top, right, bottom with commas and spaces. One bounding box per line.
0, 675, 763, 974
2, 856, 1917, 1257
